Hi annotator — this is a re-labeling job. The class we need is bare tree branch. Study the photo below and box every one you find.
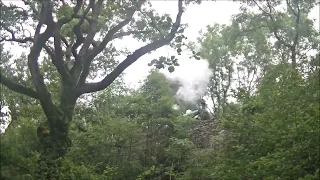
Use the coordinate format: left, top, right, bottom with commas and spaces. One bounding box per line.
0, 73, 39, 99
0, 25, 33, 43
54, 0, 83, 51
57, 0, 83, 24
69, 0, 95, 79
290, 0, 300, 67
0, 36, 32, 43
71, 0, 95, 60
61, 0, 67, 6
292, 3, 300, 47
45, 0, 85, 82
61, 36, 69, 47
74, 2, 148, 85
73, 0, 84, 16
76, 9, 140, 85
0, 30, 56, 66
22, 0, 40, 19
1, 21, 71, 82
86, 13, 138, 61
112, 30, 152, 40
43, 44, 55, 59
76, 0, 184, 95
78, 0, 104, 56
286, 0, 298, 17
27, 0, 60, 120
53, 22, 72, 81
0, 25, 63, 78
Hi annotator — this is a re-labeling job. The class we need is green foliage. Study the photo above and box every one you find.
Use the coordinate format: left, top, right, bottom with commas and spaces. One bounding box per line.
148, 56, 179, 71
1, 0, 319, 179
1, 117, 40, 179
194, 64, 319, 179
56, 4, 73, 20
165, 137, 195, 161
136, 165, 156, 180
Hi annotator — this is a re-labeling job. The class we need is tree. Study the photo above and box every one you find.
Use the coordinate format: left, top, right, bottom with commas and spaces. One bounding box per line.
0, 0, 194, 178
61, 70, 194, 179
198, 24, 234, 118
186, 0, 320, 178
236, 0, 319, 70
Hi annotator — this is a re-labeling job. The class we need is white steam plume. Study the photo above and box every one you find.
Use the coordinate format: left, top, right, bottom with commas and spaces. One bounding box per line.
163, 59, 213, 103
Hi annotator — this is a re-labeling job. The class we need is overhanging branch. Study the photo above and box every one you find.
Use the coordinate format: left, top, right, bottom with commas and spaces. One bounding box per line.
0, 25, 33, 43
112, 30, 153, 41
76, 0, 183, 95
0, 31, 56, 63
0, 73, 39, 99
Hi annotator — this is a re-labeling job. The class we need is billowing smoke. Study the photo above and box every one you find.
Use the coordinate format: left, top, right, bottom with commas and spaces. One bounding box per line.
164, 59, 213, 103
172, 104, 180, 110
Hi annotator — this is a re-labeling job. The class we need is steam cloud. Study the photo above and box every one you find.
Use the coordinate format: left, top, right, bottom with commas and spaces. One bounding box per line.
164, 59, 213, 103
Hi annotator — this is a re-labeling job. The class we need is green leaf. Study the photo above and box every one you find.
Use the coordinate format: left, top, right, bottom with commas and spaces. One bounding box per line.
175, 36, 182, 43
168, 66, 175, 73
177, 48, 182, 54
178, 28, 184, 33
159, 56, 166, 62
194, 55, 200, 60
155, 63, 164, 69
56, 4, 73, 20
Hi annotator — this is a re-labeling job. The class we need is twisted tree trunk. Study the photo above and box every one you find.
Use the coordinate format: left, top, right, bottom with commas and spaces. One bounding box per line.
35, 87, 77, 179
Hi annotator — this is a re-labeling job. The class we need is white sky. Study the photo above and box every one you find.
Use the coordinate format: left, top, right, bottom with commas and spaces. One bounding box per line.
121, 1, 320, 89
122, 1, 242, 88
